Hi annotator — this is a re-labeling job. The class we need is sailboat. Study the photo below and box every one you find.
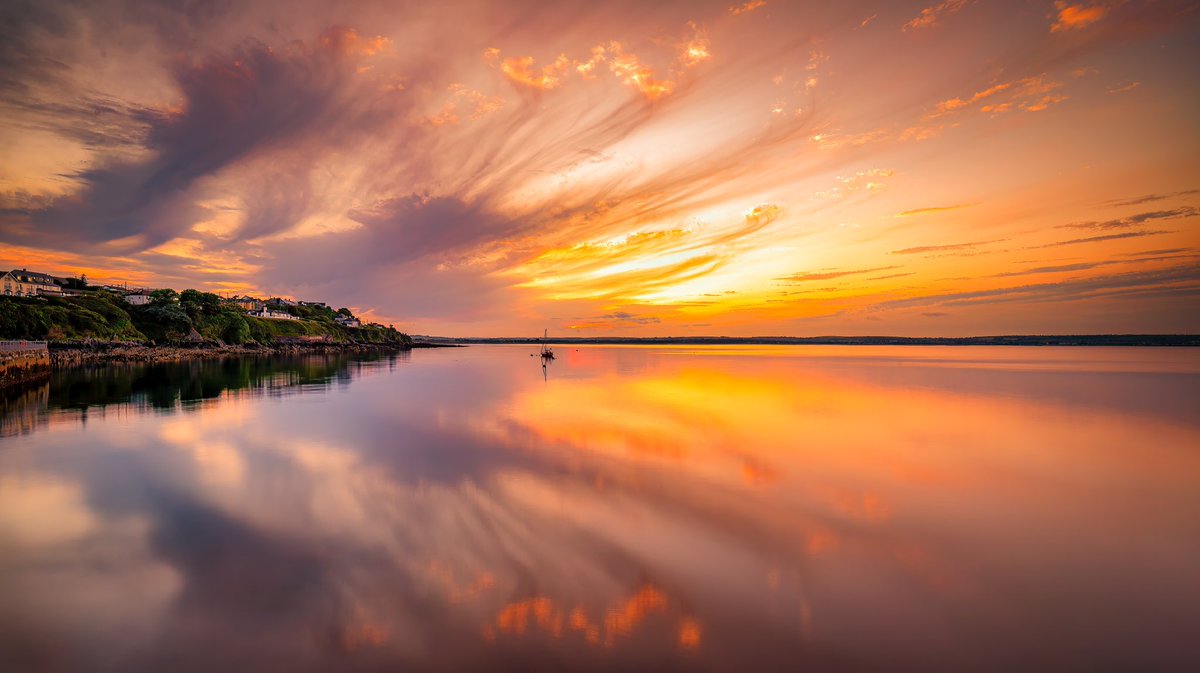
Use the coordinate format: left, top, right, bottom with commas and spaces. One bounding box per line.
540, 329, 555, 361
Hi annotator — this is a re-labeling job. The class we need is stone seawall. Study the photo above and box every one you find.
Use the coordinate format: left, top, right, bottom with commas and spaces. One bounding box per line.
0, 343, 51, 386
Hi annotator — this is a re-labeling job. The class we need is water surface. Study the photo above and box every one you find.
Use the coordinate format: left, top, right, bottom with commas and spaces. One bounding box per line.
1, 346, 1198, 671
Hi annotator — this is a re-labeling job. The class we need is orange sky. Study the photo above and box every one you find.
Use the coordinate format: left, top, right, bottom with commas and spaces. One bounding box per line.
1, 0, 1197, 335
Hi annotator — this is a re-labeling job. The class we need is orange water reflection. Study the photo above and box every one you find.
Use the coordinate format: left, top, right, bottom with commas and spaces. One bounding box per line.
483, 584, 702, 652
0, 346, 1198, 671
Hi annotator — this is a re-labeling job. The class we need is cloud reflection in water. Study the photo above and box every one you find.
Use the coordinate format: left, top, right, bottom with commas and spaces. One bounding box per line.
1, 345, 1199, 671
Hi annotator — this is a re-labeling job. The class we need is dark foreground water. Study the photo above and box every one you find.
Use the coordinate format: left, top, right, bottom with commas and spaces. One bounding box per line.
1, 345, 1198, 672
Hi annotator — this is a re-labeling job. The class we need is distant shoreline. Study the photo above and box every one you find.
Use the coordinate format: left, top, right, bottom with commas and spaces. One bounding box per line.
416, 335, 1200, 347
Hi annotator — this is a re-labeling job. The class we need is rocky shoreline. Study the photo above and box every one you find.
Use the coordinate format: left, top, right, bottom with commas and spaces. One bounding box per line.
47, 341, 416, 369
0, 345, 50, 387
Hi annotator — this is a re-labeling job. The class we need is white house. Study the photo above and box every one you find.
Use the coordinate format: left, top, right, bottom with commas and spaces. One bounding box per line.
335, 314, 361, 328
1, 269, 61, 297
124, 293, 152, 305
247, 307, 298, 320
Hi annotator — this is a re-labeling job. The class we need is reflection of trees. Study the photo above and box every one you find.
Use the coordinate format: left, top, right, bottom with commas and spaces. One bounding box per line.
0, 352, 406, 436
0, 379, 50, 438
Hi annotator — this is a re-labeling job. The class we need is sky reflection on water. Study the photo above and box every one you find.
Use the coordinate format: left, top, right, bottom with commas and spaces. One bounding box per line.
1, 346, 1198, 672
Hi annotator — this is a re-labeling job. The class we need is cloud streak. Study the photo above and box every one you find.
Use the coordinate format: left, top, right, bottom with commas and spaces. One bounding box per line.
903, 0, 971, 31
872, 263, 1200, 311
895, 204, 973, 217
1059, 206, 1198, 230
1039, 230, 1171, 248
891, 239, 1004, 255
1105, 190, 1198, 207
778, 266, 901, 282
1051, 2, 1110, 33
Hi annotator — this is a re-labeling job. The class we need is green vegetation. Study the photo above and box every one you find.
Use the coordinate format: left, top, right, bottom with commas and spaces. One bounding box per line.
0, 289, 410, 346
0, 291, 144, 341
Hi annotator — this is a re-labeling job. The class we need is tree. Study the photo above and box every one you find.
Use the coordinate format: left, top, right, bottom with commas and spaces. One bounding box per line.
60, 275, 88, 290
135, 302, 192, 341
222, 316, 251, 344
180, 289, 222, 314
150, 288, 178, 305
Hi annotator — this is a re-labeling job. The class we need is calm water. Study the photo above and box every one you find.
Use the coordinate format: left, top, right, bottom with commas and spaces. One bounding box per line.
1, 345, 1198, 672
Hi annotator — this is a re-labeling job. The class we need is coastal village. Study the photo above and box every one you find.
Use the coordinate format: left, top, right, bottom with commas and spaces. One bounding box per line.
1, 266, 412, 387
2, 267, 368, 329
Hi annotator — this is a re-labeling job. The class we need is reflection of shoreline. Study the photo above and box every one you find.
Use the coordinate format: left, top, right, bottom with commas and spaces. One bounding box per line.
0, 378, 50, 438
48, 341, 412, 370
0, 352, 407, 439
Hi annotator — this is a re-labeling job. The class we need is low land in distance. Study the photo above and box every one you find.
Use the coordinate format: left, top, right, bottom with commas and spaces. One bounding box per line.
419, 335, 1200, 347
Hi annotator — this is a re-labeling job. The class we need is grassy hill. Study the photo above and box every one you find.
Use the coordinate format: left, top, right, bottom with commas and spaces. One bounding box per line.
0, 290, 410, 346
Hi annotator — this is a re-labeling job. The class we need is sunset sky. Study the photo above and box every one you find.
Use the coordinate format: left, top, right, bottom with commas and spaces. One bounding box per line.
1, 0, 1197, 336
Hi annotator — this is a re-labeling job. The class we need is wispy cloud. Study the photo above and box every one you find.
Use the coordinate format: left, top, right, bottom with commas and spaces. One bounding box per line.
903, 0, 971, 31
997, 261, 1105, 277
872, 263, 1200, 311
778, 266, 901, 282
489, 51, 570, 90
602, 311, 660, 324
487, 22, 711, 100
997, 251, 1199, 277
891, 239, 1004, 255
1050, 2, 1110, 33
1120, 247, 1195, 258
1059, 206, 1198, 230
728, 1, 767, 16
895, 204, 973, 217
930, 74, 1067, 119
1105, 190, 1199, 207
1039, 230, 1171, 248
567, 310, 662, 329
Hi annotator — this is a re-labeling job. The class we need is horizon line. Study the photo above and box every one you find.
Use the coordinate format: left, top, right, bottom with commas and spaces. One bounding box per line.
413, 333, 1199, 342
